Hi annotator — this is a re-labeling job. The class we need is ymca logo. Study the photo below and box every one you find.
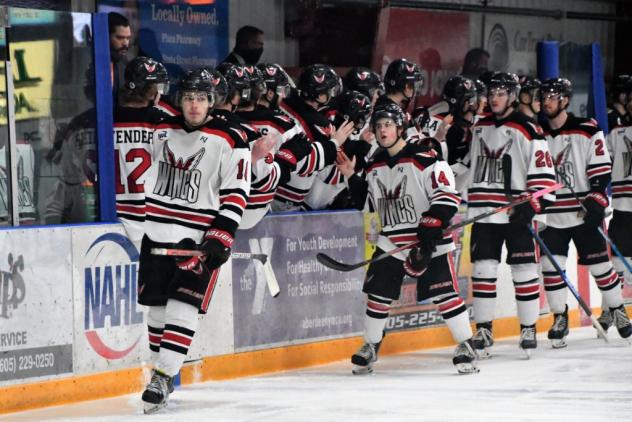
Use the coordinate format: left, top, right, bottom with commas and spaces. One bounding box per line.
0, 254, 25, 319
83, 233, 143, 360
376, 176, 416, 227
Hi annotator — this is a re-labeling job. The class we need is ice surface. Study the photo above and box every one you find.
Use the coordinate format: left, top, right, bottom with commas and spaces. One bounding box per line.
4, 326, 631, 422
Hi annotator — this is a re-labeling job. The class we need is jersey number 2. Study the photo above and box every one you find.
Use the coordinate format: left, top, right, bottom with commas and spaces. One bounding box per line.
115, 148, 151, 194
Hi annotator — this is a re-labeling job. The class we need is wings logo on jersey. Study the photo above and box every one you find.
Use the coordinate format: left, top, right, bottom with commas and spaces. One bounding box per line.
153, 142, 205, 202
623, 136, 632, 177
473, 138, 513, 184
553, 143, 575, 187
376, 176, 417, 227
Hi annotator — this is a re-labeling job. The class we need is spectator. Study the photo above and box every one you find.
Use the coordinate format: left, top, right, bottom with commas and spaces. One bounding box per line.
223, 25, 264, 66
461, 48, 490, 81
109, 12, 132, 105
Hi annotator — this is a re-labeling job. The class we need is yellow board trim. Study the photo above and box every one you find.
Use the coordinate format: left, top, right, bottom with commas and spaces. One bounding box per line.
0, 307, 617, 415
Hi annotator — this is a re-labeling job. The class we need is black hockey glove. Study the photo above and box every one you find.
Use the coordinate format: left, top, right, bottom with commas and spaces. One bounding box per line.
509, 193, 542, 226
275, 134, 311, 172
403, 246, 432, 278
201, 229, 233, 270
416, 215, 445, 253
173, 238, 204, 275
582, 192, 608, 229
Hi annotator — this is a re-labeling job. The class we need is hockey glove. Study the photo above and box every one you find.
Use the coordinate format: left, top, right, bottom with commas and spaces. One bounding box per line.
403, 246, 432, 278
582, 192, 608, 229
201, 229, 233, 270
509, 194, 542, 226
174, 238, 203, 274
416, 215, 444, 253
275, 134, 311, 172
445, 122, 471, 165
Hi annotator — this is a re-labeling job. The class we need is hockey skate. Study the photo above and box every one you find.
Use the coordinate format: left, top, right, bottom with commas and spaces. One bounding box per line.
597, 309, 613, 333
519, 324, 537, 358
471, 322, 494, 359
142, 370, 172, 414
547, 306, 569, 349
611, 305, 632, 342
452, 340, 479, 375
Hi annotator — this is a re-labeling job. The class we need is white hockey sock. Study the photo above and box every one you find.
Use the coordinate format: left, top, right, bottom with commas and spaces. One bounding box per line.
613, 257, 632, 287
512, 263, 540, 326
541, 255, 567, 314
147, 305, 166, 366
156, 299, 199, 377
590, 262, 623, 309
472, 260, 499, 324
364, 294, 391, 344
435, 294, 471, 343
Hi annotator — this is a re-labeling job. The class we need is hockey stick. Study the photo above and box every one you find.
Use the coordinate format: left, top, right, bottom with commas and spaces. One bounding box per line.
317, 183, 563, 272
527, 225, 609, 342
150, 248, 280, 297
557, 168, 632, 275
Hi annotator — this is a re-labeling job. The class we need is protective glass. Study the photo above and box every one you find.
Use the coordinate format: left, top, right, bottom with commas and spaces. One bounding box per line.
275, 84, 291, 98
156, 83, 170, 95
540, 92, 563, 102
182, 92, 209, 103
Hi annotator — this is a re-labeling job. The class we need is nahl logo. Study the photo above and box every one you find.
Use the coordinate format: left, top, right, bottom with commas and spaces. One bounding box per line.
154, 141, 205, 202
376, 176, 416, 227
84, 233, 143, 360
0, 254, 25, 319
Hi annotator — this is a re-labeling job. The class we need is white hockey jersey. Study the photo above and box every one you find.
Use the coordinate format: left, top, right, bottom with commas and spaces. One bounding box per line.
607, 122, 632, 213
463, 112, 557, 224
144, 116, 251, 244
114, 106, 168, 241
358, 143, 461, 261
542, 114, 611, 228
0, 141, 36, 223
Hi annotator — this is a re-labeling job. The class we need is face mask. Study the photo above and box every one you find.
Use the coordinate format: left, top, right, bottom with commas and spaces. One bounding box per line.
237, 48, 263, 65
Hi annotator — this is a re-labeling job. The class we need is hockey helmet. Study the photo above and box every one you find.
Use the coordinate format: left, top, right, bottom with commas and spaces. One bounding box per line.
177, 68, 216, 108
371, 102, 405, 129
298, 64, 339, 101
202, 68, 229, 106
217, 63, 252, 104
337, 90, 372, 128
384, 58, 423, 94
539, 78, 573, 101
612, 74, 632, 97
256, 63, 293, 97
442, 75, 477, 114
344, 67, 384, 99
474, 79, 487, 98
487, 72, 520, 97
243, 65, 267, 102
124, 56, 169, 95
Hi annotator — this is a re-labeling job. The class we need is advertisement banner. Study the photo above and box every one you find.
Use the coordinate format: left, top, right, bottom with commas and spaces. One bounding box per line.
137, 0, 229, 78
232, 211, 366, 351
373, 8, 470, 106
71, 226, 147, 374
0, 229, 73, 383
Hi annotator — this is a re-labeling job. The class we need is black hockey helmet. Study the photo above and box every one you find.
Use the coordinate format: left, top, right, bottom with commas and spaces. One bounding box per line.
442, 75, 477, 114
298, 64, 339, 102
612, 74, 632, 97
519, 75, 541, 93
384, 58, 423, 94
488, 72, 520, 96
202, 68, 229, 105
478, 70, 495, 88
124, 56, 169, 95
474, 79, 487, 98
217, 63, 252, 104
540, 77, 573, 101
344, 67, 384, 99
337, 90, 372, 128
243, 65, 267, 102
177, 68, 216, 108
256, 63, 293, 97
371, 102, 405, 129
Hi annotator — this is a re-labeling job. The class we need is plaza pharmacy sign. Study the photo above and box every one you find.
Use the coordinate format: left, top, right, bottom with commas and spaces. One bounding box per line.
82, 232, 144, 362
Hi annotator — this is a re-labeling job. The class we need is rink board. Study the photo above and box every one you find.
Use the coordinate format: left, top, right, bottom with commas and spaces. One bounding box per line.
1, 212, 631, 414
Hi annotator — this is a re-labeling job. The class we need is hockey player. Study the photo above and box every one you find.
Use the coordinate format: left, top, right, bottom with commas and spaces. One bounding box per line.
516, 75, 541, 120
303, 90, 373, 210
256, 63, 293, 111
377, 58, 423, 111
138, 69, 250, 413
607, 74, 631, 131
463, 72, 557, 357
113, 56, 170, 247
337, 103, 477, 375
343, 67, 384, 106
273, 64, 354, 210
538, 78, 631, 347
236, 65, 312, 228
606, 77, 632, 291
